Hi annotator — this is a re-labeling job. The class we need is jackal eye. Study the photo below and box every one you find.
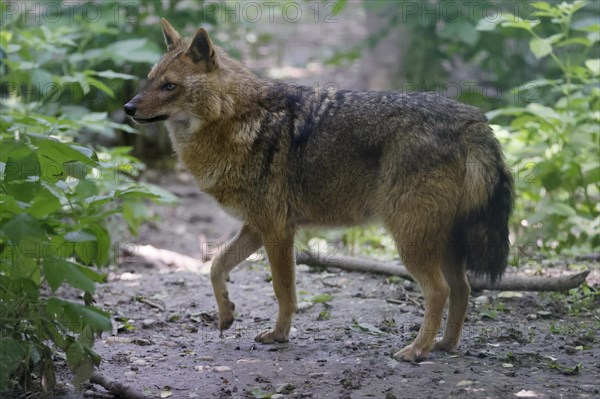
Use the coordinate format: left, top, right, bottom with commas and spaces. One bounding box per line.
162, 83, 176, 91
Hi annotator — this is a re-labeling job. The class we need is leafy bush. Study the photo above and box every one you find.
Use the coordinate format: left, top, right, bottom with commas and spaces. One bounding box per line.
0, 3, 178, 393
480, 1, 599, 253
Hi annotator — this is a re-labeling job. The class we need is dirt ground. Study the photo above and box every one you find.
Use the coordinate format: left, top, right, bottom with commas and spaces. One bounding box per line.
43, 174, 599, 399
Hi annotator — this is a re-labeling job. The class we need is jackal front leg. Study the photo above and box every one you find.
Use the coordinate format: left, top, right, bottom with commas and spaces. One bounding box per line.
255, 230, 297, 344
210, 225, 262, 333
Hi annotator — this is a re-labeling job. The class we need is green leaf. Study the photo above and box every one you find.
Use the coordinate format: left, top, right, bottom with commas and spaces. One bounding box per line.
546, 203, 577, 217
500, 14, 539, 31
118, 183, 178, 203
0, 338, 25, 392
582, 161, 600, 185
0, 194, 24, 218
1, 213, 45, 245
83, 225, 110, 266
532, 1, 552, 12
43, 259, 98, 292
46, 297, 112, 332
35, 138, 97, 166
75, 225, 110, 266
540, 169, 562, 191
476, 18, 499, 32
94, 70, 137, 80
529, 37, 553, 59
439, 21, 480, 46
65, 341, 97, 388
585, 59, 600, 76
84, 76, 115, 98
556, 37, 593, 48
27, 186, 63, 218
250, 388, 273, 398
548, 359, 582, 375
4, 142, 41, 202
525, 103, 562, 121
106, 39, 160, 64
350, 322, 386, 336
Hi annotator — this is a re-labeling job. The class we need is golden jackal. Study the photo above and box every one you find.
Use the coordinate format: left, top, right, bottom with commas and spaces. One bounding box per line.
124, 19, 514, 362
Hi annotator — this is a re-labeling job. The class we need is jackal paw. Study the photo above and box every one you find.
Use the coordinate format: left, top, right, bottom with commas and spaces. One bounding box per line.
431, 339, 457, 353
218, 301, 235, 332
393, 344, 429, 362
254, 328, 289, 344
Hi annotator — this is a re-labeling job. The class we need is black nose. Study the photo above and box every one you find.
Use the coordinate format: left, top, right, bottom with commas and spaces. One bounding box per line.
124, 103, 137, 116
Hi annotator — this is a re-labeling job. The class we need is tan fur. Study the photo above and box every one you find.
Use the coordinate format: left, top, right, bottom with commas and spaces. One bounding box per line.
124, 20, 514, 362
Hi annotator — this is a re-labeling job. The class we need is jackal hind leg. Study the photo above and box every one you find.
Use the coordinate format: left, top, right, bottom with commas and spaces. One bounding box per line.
393, 245, 449, 362
384, 200, 453, 362
431, 243, 470, 353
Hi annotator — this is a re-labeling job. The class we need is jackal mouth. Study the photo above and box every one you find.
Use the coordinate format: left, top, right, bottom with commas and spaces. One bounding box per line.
132, 115, 169, 124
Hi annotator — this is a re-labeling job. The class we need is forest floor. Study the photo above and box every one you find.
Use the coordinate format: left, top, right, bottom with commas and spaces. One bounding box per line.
47, 174, 599, 399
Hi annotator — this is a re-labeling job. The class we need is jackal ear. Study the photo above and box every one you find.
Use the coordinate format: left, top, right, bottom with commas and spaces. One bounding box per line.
187, 28, 219, 70
161, 18, 181, 51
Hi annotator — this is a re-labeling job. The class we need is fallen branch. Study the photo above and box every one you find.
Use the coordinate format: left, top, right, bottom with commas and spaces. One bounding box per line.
296, 251, 590, 292
90, 373, 146, 399
127, 244, 590, 291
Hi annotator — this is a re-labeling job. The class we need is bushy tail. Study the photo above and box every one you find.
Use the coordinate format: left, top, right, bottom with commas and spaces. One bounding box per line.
457, 164, 514, 283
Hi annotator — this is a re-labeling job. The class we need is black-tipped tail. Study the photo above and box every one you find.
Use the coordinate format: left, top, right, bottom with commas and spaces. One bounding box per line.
458, 165, 514, 283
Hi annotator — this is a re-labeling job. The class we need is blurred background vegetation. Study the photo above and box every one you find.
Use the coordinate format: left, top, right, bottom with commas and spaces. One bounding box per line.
0, 0, 598, 394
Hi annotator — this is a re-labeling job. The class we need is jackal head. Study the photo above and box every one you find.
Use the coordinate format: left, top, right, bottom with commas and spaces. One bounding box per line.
124, 19, 224, 126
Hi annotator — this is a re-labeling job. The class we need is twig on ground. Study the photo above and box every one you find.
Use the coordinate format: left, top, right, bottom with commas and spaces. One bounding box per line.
136, 297, 165, 312
296, 251, 590, 292
89, 373, 146, 399
84, 389, 114, 398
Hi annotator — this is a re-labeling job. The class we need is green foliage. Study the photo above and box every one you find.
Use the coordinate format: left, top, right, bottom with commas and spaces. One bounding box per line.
309, 293, 333, 303
484, 1, 600, 253
542, 281, 599, 316
0, 2, 179, 393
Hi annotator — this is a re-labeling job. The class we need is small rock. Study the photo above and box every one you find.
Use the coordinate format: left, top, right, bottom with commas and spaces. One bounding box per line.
297, 302, 314, 311
271, 395, 284, 399
385, 394, 398, 399
498, 291, 523, 299
124, 371, 136, 380
213, 366, 232, 373
237, 359, 260, 364
132, 338, 152, 346
456, 380, 473, 387
289, 326, 298, 338
132, 359, 146, 367
142, 319, 156, 328
527, 313, 537, 320
564, 345, 577, 355
196, 355, 214, 361
474, 295, 489, 305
